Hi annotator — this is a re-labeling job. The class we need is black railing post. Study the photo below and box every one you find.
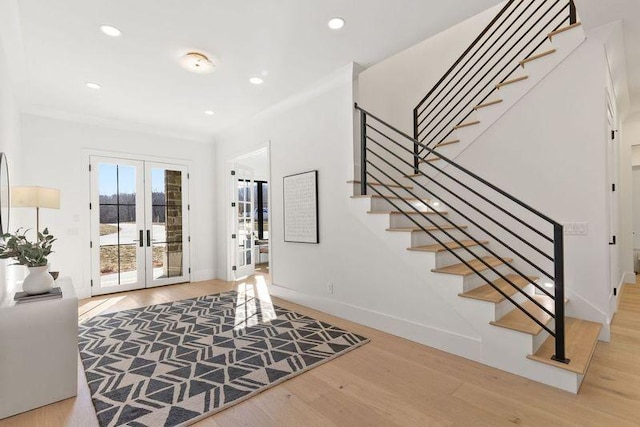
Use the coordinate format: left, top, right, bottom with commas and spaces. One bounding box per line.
413, 108, 420, 175
359, 106, 368, 196
552, 223, 570, 364
569, 1, 577, 25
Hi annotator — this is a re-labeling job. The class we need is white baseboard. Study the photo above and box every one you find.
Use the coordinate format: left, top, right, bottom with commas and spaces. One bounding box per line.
268, 282, 482, 360
192, 268, 216, 283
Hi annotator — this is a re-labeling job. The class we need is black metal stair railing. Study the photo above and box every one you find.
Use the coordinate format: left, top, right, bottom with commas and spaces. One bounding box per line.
356, 104, 569, 364
412, 0, 578, 173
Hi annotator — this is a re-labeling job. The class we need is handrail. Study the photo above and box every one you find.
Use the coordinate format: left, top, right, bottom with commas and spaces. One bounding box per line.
355, 103, 569, 364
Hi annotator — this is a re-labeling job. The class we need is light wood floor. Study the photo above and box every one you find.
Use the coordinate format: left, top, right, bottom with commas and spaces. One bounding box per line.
1, 273, 640, 426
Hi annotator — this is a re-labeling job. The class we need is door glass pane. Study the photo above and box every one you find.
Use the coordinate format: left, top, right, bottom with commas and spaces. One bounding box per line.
151, 168, 183, 279
98, 163, 139, 286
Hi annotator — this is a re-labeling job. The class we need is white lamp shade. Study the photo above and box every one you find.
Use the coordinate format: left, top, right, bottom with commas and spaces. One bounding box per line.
12, 187, 60, 209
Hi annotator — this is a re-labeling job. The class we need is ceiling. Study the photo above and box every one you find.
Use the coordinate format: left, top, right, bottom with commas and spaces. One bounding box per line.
0, 0, 638, 142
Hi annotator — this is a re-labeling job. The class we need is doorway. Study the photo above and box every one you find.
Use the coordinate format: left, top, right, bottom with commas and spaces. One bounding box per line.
606, 92, 620, 304
89, 156, 190, 296
228, 147, 270, 281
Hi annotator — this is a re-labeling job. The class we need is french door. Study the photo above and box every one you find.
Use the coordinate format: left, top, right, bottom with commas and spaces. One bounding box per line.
90, 156, 190, 295
233, 170, 255, 279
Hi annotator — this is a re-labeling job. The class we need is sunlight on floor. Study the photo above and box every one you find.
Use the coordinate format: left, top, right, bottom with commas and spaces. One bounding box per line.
233, 275, 275, 330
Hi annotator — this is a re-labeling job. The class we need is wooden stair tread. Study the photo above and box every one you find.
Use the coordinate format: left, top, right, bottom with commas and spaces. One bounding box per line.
419, 157, 442, 164
490, 295, 556, 335
453, 120, 480, 130
526, 317, 601, 375
519, 48, 557, 67
431, 256, 512, 276
386, 225, 468, 233
459, 274, 538, 303
548, 22, 582, 40
367, 210, 446, 215
347, 180, 414, 190
436, 139, 460, 147
351, 195, 426, 202
474, 99, 503, 110
408, 240, 487, 253
496, 75, 528, 89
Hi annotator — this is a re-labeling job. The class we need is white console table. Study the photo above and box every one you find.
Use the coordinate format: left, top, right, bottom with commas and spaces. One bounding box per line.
0, 276, 78, 419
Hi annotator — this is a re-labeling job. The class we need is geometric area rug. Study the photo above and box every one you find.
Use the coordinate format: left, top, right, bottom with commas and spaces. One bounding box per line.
78, 290, 369, 427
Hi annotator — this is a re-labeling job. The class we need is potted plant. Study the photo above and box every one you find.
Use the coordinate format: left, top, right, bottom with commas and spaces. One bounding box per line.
0, 228, 56, 295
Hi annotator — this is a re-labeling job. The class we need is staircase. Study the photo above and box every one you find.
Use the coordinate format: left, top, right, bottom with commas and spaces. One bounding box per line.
350, 0, 601, 393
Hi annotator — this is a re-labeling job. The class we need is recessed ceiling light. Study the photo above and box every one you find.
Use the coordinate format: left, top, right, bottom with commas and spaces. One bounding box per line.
328, 17, 345, 30
179, 52, 216, 74
204, 110, 215, 116
86, 82, 102, 90
249, 77, 264, 85
99, 25, 122, 37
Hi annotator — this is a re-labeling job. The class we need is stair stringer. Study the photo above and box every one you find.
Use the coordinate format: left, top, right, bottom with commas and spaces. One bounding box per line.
351, 195, 585, 393
420, 22, 586, 175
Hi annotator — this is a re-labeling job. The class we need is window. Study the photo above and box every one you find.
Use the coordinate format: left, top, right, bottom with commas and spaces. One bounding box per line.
254, 181, 268, 240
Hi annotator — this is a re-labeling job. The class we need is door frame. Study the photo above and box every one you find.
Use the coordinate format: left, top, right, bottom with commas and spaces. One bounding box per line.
85, 149, 192, 296
225, 144, 271, 281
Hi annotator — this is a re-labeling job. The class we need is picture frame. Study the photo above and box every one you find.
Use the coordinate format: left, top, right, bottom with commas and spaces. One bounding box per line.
283, 170, 319, 244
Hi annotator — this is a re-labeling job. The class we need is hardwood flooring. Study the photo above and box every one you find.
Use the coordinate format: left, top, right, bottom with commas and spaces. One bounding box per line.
1, 273, 640, 426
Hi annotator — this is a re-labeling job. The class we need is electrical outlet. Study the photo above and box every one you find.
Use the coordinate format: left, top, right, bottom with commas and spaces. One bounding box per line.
563, 222, 588, 236
327, 283, 334, 294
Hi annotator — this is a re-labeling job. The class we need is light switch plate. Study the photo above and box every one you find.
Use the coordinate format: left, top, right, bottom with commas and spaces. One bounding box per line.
563, 222, 588, 236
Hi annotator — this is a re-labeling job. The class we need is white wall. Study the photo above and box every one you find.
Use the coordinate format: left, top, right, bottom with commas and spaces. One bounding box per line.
214, 64, 481, 353
0, 30, 23, 286
20, 114, 216, 298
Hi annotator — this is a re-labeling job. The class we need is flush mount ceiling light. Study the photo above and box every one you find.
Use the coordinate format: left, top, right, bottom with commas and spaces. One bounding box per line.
99, 24, 122, 37
204, 110, 215, 116
328, 17, 345, 30
249, 77, 264, 85
179, 52, 216, 74
85, 82, 102, 90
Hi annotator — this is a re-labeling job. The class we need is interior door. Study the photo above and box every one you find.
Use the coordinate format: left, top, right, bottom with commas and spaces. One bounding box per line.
90, 156, 146, 295
145, 162, 190, 288
90, 156, 190, 295
606, 94, 620, 299
234, 170, 255, 279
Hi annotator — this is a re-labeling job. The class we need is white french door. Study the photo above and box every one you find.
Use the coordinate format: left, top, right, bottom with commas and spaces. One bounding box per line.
90, 156, 190, 296
233, 170, 255, 279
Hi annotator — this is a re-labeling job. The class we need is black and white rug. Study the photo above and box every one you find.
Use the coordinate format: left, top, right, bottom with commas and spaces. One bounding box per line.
78, 290, 369, 427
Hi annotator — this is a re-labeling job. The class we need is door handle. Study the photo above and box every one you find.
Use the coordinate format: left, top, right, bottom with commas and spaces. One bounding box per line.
147, 230, 151, 247
134, 230, 143, 247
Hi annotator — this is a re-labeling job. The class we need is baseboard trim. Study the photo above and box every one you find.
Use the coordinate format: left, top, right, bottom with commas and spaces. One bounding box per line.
268, 282, 482, 360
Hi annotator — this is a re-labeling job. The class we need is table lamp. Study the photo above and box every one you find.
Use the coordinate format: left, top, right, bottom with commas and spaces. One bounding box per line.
11, 186, 60, 233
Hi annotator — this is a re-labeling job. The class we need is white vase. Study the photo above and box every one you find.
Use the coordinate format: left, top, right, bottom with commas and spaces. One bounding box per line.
23, 265, 55, 295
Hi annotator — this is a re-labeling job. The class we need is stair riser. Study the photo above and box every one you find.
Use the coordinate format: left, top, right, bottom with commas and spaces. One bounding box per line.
460, 263, 514, 293
389, 212, 449, 229
494, 283, 535, 320
532, 325, 552, 354
410, 229, 471, 247
434, 248, 491, 269
370, 197, 430, 212
356, 184, 417, 199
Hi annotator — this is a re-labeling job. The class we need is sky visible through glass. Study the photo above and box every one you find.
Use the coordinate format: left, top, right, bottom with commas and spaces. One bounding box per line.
99, 163, 166, 196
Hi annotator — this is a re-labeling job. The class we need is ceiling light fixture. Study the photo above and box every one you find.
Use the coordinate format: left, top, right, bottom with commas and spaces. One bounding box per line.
85, 82, 102, 90
99, 25, 122, 37
204, 110, 215, 116
179, 52, 216, 74
328, 17, 345, 30
249, 77, 264, 85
